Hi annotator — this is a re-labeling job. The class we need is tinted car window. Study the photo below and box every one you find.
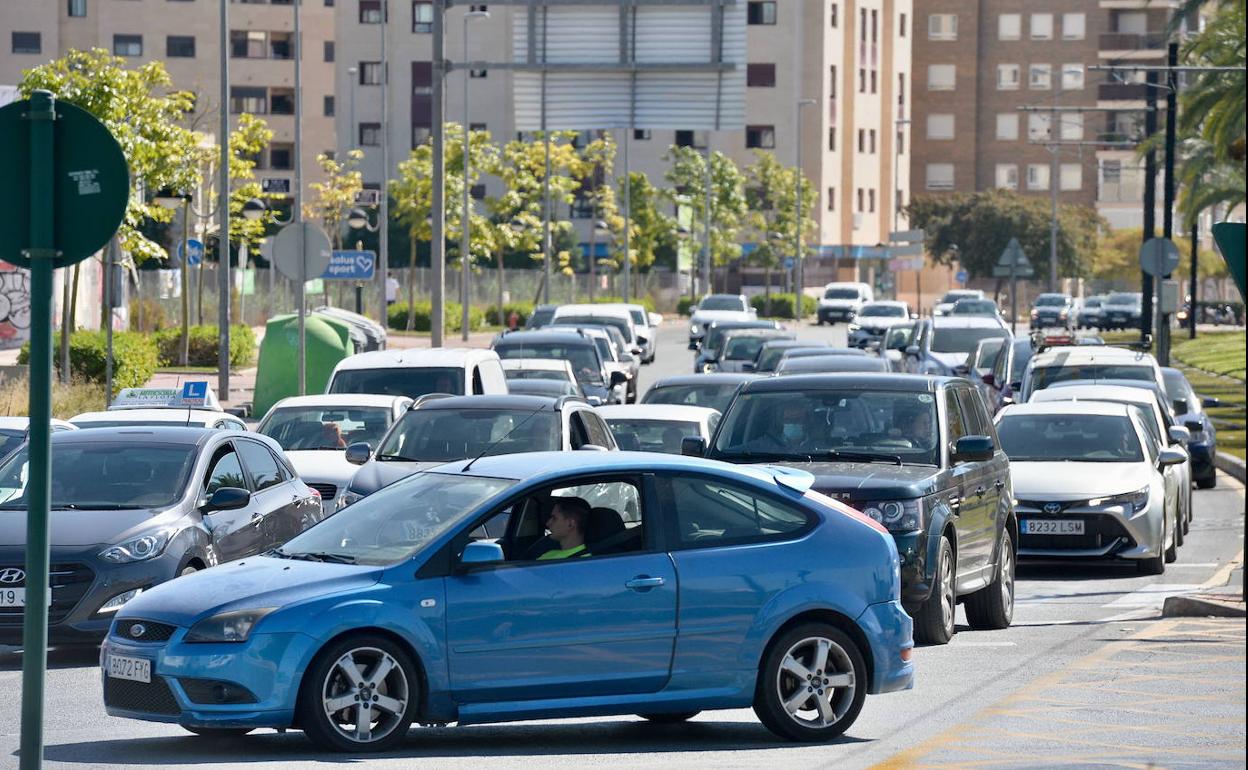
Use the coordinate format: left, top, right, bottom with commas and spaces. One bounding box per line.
643, 384, 741, 413
723, 336, 770, 361
556, 315, 633, 343
379, 409, 560, 462
944, 389, 967, 446
580, 411, 614, 448
329, 367, 464, 398
206, 448, 248, 494
931, 327, 1008, 354
824, 288, 860, 299
956, 388, 992, 438
859, 304, 906, 317
237, 440, 285, 491
997, 413, 1144, 463
668, 476, 809, 547
699, 295, 747, 311
0, 430, 25, 460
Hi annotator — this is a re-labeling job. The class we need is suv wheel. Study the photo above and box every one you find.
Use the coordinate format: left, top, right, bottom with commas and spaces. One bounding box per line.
298, 635, 418, 752
914, 536, 956, 645
753, 623, 866, 742
965, 530, 1015, 630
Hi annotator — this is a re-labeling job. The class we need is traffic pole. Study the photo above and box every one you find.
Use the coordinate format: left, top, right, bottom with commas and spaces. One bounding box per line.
1189, 222, 1198, 339
20, 88, 57, 770
1140, 70, 1158, 343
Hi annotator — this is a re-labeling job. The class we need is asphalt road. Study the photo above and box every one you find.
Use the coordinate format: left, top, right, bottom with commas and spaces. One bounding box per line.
2, 320, 1243, 769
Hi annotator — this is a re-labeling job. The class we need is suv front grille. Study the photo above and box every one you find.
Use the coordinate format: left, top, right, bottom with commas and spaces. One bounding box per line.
0, 563, 95, 626
104, 675, 181, 715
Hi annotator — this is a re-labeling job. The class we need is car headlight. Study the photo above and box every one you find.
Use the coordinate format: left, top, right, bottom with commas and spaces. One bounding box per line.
848, 323, 861, 332
1059, 309, 1069, 319
859, 498, 924, 533
1089, 486, 1149, 513
336, 489, 365, 511
97, 588, 143, 614
185, 608, 277, 644
100, 530, 174, 564
690, 324, 700, 334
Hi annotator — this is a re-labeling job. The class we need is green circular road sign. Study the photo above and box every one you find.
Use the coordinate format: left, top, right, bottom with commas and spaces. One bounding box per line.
0, 97, 129, 269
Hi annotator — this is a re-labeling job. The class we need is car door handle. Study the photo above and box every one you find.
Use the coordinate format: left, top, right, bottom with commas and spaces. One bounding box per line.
625, 576, 665, 591
995, 480, 1006, 489
975, 485, 987, 497
250, 512, 264, 526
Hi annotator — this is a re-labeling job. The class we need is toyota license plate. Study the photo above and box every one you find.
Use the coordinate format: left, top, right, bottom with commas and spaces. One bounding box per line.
107, 655, 152, 684
0, 588, 51, 608
1022, 519, 1085, 535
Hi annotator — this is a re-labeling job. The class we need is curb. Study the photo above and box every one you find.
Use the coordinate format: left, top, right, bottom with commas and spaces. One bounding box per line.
1215, 451, 1247, 483
1162, 593, 1246, 618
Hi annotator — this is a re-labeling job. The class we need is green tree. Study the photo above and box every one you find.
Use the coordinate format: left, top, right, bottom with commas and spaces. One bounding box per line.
664, 146, 749, 285
743, 151, 816, 314
573, 135, 623, 296
304, 149, 365, 248
1094, 227, 1226, 282
619, 171, 675, 277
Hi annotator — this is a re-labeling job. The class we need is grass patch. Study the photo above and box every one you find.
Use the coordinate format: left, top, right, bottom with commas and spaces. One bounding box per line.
1170, 331, 1245, 461
1172, 331, 1245, 380
0, 378, 106, 420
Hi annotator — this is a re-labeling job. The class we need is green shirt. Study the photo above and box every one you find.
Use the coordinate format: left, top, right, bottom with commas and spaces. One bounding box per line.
537, 544, 589, 560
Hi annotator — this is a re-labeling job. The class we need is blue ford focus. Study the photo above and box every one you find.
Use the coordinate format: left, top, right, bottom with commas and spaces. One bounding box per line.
100, 452, 912, 751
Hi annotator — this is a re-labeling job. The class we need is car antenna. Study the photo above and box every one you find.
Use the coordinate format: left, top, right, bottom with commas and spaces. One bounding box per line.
462, 405, 546, 473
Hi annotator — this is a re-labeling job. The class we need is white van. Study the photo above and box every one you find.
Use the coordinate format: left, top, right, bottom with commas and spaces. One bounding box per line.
550, 305, 642, 357
816, 282, 875, 325
325, 348, 508, 399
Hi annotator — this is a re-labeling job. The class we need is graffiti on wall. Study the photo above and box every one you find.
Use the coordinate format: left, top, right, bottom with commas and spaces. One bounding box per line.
0, 262, 31, 349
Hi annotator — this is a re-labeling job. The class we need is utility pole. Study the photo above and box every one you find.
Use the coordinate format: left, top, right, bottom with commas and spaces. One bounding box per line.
795, 99, 815, 322
622, 130, 631, 301
217, 0, 230, 401
702, 143, 712, 296
378, 0, 391, 339
430, 0, 446, 345
293, 0, 304, 394
1159, 41, 1179, 365
1141, 70, 1158, 341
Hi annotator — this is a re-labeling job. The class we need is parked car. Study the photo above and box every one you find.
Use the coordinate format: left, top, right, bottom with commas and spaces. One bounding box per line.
1030, 294, 1074, 330
551, 305, 643, 360
816, 282, 874, 325
753, 339, 830, 374
1076, 295, 1107, 329
256, 394, 412, 512
642, 373, 759, 414
694, 319, 786, 372
1161, 367, 1219, 488
326, 348, 508, 399
500, 358, 579, 388
492, 329, 629, 405
688, 294, 756, 348
713, 329, 795, 373
611, 302, 659, 364
847, 301, 911, 348
901, 317, 1010, 377
0, 417, 76, 460
776, 355, 890, 375
544, 324, 638, 403
981, 337, 1035, 413
1020, 344, 1164, 402
71, 385, 248, 431
694, 373, 1016, 645
933, 289, 984, 317
525, 304, 559, 329
596, 405, 720, 454
1099, 292, 1144, 331
101, 452, 912, 749
995, 402, 1186, 574
337, 394, 616, 509
950, 298, 1002, 320
0, 428, 322, 645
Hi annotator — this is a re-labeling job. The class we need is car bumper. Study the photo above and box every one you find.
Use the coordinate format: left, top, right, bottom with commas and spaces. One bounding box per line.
1015, 502, 1162, 560
101, 629, 316, 728
817, 307, 856, 323
1030, 316, 1065, 328
856, 600, 914, 695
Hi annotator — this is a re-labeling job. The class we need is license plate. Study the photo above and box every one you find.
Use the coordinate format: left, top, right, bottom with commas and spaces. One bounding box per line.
0, 588, 51, 608
1022, 519, 1085, 535
107, 655, 152, 684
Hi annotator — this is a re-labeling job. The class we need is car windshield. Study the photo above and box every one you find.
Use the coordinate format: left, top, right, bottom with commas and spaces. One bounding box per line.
1035, 296, 1068, 307
952, 300, 996, 315
606, 419, 702, 454
941, 291, 978, 303
712, 390, 940, 466
0, 430, 26, 460
824, 288, 860, 299
1030, 364, 1155, 393
279, 472, 515, 566
700, 296, 746, 311
628, 309, 646, 325
260, 406, 391, 451
706, 325, 766, 354
723, 335, 770, 361
997, 413, 1143, 463
931, 327, 1008, 354
971, 338, 1007, 373
494, 343, 603, 384
860, 304, 905, 317
556, 315, 632, 343
329, 367, 464, 398
644, 383, 741, 413
1084, 298, 1103, 308
0, 441, 197, 510
377, 409, 561, 462
526, 307, 556, 328
505, 368, 572, 383
1106, 293, 1141, 306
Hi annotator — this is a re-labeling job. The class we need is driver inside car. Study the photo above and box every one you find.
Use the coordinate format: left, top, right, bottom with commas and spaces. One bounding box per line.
537, 497, 592, 560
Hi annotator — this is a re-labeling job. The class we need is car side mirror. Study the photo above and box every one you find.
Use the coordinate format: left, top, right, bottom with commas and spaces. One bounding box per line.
1167, 425, 1191, 445
1159, 447, 1188, 467
630, 346, 643, 356
202, 487, 251, 512
577, 444, 610, 452
905, 345, 921, 357
460, 541, 505, 567
1183, 418, 1203, 432
741, 362, 756, 372
952, 435, 995, 464
345, 442, 372, 466
609, 370, 629, 387
981, 373, 996, 387
681, 436, 707, 457
1202, 396, 1221, 408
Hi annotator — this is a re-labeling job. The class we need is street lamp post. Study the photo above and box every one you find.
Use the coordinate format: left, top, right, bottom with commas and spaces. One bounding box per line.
218, 0, 231, 402
794, 98, 816, 324
460, 9, 489, 341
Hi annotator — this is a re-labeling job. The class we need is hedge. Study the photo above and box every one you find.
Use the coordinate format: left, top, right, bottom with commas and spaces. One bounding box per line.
387, 301, 486, 333
751, 292, 817, 319
153, 325, 257, 368
19, 331, 159, 394
677, 297, 697, 316
484, 302, 536, 328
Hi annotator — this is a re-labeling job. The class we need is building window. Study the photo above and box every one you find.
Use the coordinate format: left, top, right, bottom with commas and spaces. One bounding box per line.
998, 13, 1020, 41
1062, 13, 1086, 40
1061, 63, 1084, 91
166, 35, 195, 58
747, 1, 776, 25
11, 32, 42, 54
927, 114, 954, 140
827, 127, 836, 151
870, 70, 877, 93
1027, 164, 1050, 190
747, 63, 776, 87
927, 13, 957, 41
359, 0, 382, 23
1059, 163, 1083, 191
633, 129, 651, 140
829, 65, 837, 97
995, 164, 1018, 190
871, 9, 878, 42
324, 40, 335, 62
1028, 113, 1052, 140
269, 143, 294, 170
68, 0, 87, 17
926, 163, 954, 190
1059, 112, 1083, 140
323, 95, 335, 116
360, 61, 382, 85
412, 126, 431, 147
675, 130, 707, 149
412, 0, 432, 32
269, 88, 295, 114
897, 128, 905, 154
868, 189, 875, 213
269, 32, 293, 59
859, 68, 866, 93
997, 63, 1020, 90
469, 68, 487, 78
231, 31, 266, 58
856, 188, 864, 211
995, 113, 1019, 140
1029, 64, 1052, 90
830, 3, 837, 28
899, 13, 906, 36
360, 123, 382, 146
869, 129, 877, 152
745, 125, 775, 149
1030, 13, 1053, 40
860, 8, 867, 41
826, 187, 835, 210
927, 64, 955, 91
230, 86, 267, 114
113, 34, 142, 57
857, 129, 865, 152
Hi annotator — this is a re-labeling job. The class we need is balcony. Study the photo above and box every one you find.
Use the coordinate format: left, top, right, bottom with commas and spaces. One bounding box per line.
1098, 32, 1168, 58
1098, 82, 1149, 102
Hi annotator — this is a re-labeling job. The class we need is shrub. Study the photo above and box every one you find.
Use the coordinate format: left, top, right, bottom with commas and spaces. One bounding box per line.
19, 331, 159, 394
128, 297, 169, 331
387, 301, 485, 333
153, 325, 257, 368
751, 292, 817, 319
677, 297, 697, 316
484, 302, 535, 328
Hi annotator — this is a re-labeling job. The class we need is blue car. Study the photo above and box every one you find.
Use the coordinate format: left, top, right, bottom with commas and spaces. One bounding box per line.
1162, 367, 1220, 488
100, 452, 913, 751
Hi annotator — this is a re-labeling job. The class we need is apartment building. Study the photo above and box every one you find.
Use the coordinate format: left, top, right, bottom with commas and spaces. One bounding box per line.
0, 0, 335, 218
910, 0, 1181, 231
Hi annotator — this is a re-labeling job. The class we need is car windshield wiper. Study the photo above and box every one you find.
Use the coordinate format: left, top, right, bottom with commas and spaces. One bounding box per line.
375, 453, 419, 462
52, 503, 145, 510
817, 450, 904, 466
273, 550, 357, 564
717, 451, 815, 463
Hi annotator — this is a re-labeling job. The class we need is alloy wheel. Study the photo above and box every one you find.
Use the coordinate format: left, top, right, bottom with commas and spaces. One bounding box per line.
939, 546, 955, 637
320, 646, 410, 745
999, 535, 1015, 623
774, 636, 857, 729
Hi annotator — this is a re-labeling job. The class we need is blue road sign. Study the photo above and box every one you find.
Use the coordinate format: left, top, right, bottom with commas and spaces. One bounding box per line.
956, 269, 968, 284
178, 238, 204, 266
783, 257, 795, 270
323, 249, 377, 281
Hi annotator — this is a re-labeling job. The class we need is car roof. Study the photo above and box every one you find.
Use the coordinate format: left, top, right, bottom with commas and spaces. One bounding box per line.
707, 319, 780, 330
931, 316, 1008, 329
1036, 293, 1071, 299
71, 408, 237, 424
1029, 346, 1158, 367
268, 394, 409, 409
541, 324, 612, 340
862, 300, 908, 308
1030, 384, 1159, 409
553, 305, 633, 320
742, 372, 952, 393
494, 330, 597, 346
444, 450, 799, 490
779, 356, 891, 373
760, 339, 818, 349
333, 347, 497, 371
1045, 379, 1166, 398
1000, 401, 1133, 418
49, 425, 223, 446
595, 404, 720, 421
722, 328, 791, 339
652, 373, 761, 387
414, 394, 571, 411
500, 358, 573, 371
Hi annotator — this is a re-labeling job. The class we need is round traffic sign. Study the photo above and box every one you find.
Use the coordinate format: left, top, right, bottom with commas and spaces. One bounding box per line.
0, 97, 129, 269
272, 222, 332, 282
956, 269, 969, 284
1139, 237, 1180, 277
178, 238, 205, 267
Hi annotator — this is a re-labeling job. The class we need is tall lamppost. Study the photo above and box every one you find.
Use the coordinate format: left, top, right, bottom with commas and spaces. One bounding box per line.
794, 98, 817, 324
460, 8, 490, 341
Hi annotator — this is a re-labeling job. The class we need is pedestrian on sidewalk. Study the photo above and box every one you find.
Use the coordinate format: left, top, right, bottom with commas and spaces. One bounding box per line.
385, 272, 400, 307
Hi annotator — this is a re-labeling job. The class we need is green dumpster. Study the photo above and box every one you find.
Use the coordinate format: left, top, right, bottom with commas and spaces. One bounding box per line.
252, 313, 355, 418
